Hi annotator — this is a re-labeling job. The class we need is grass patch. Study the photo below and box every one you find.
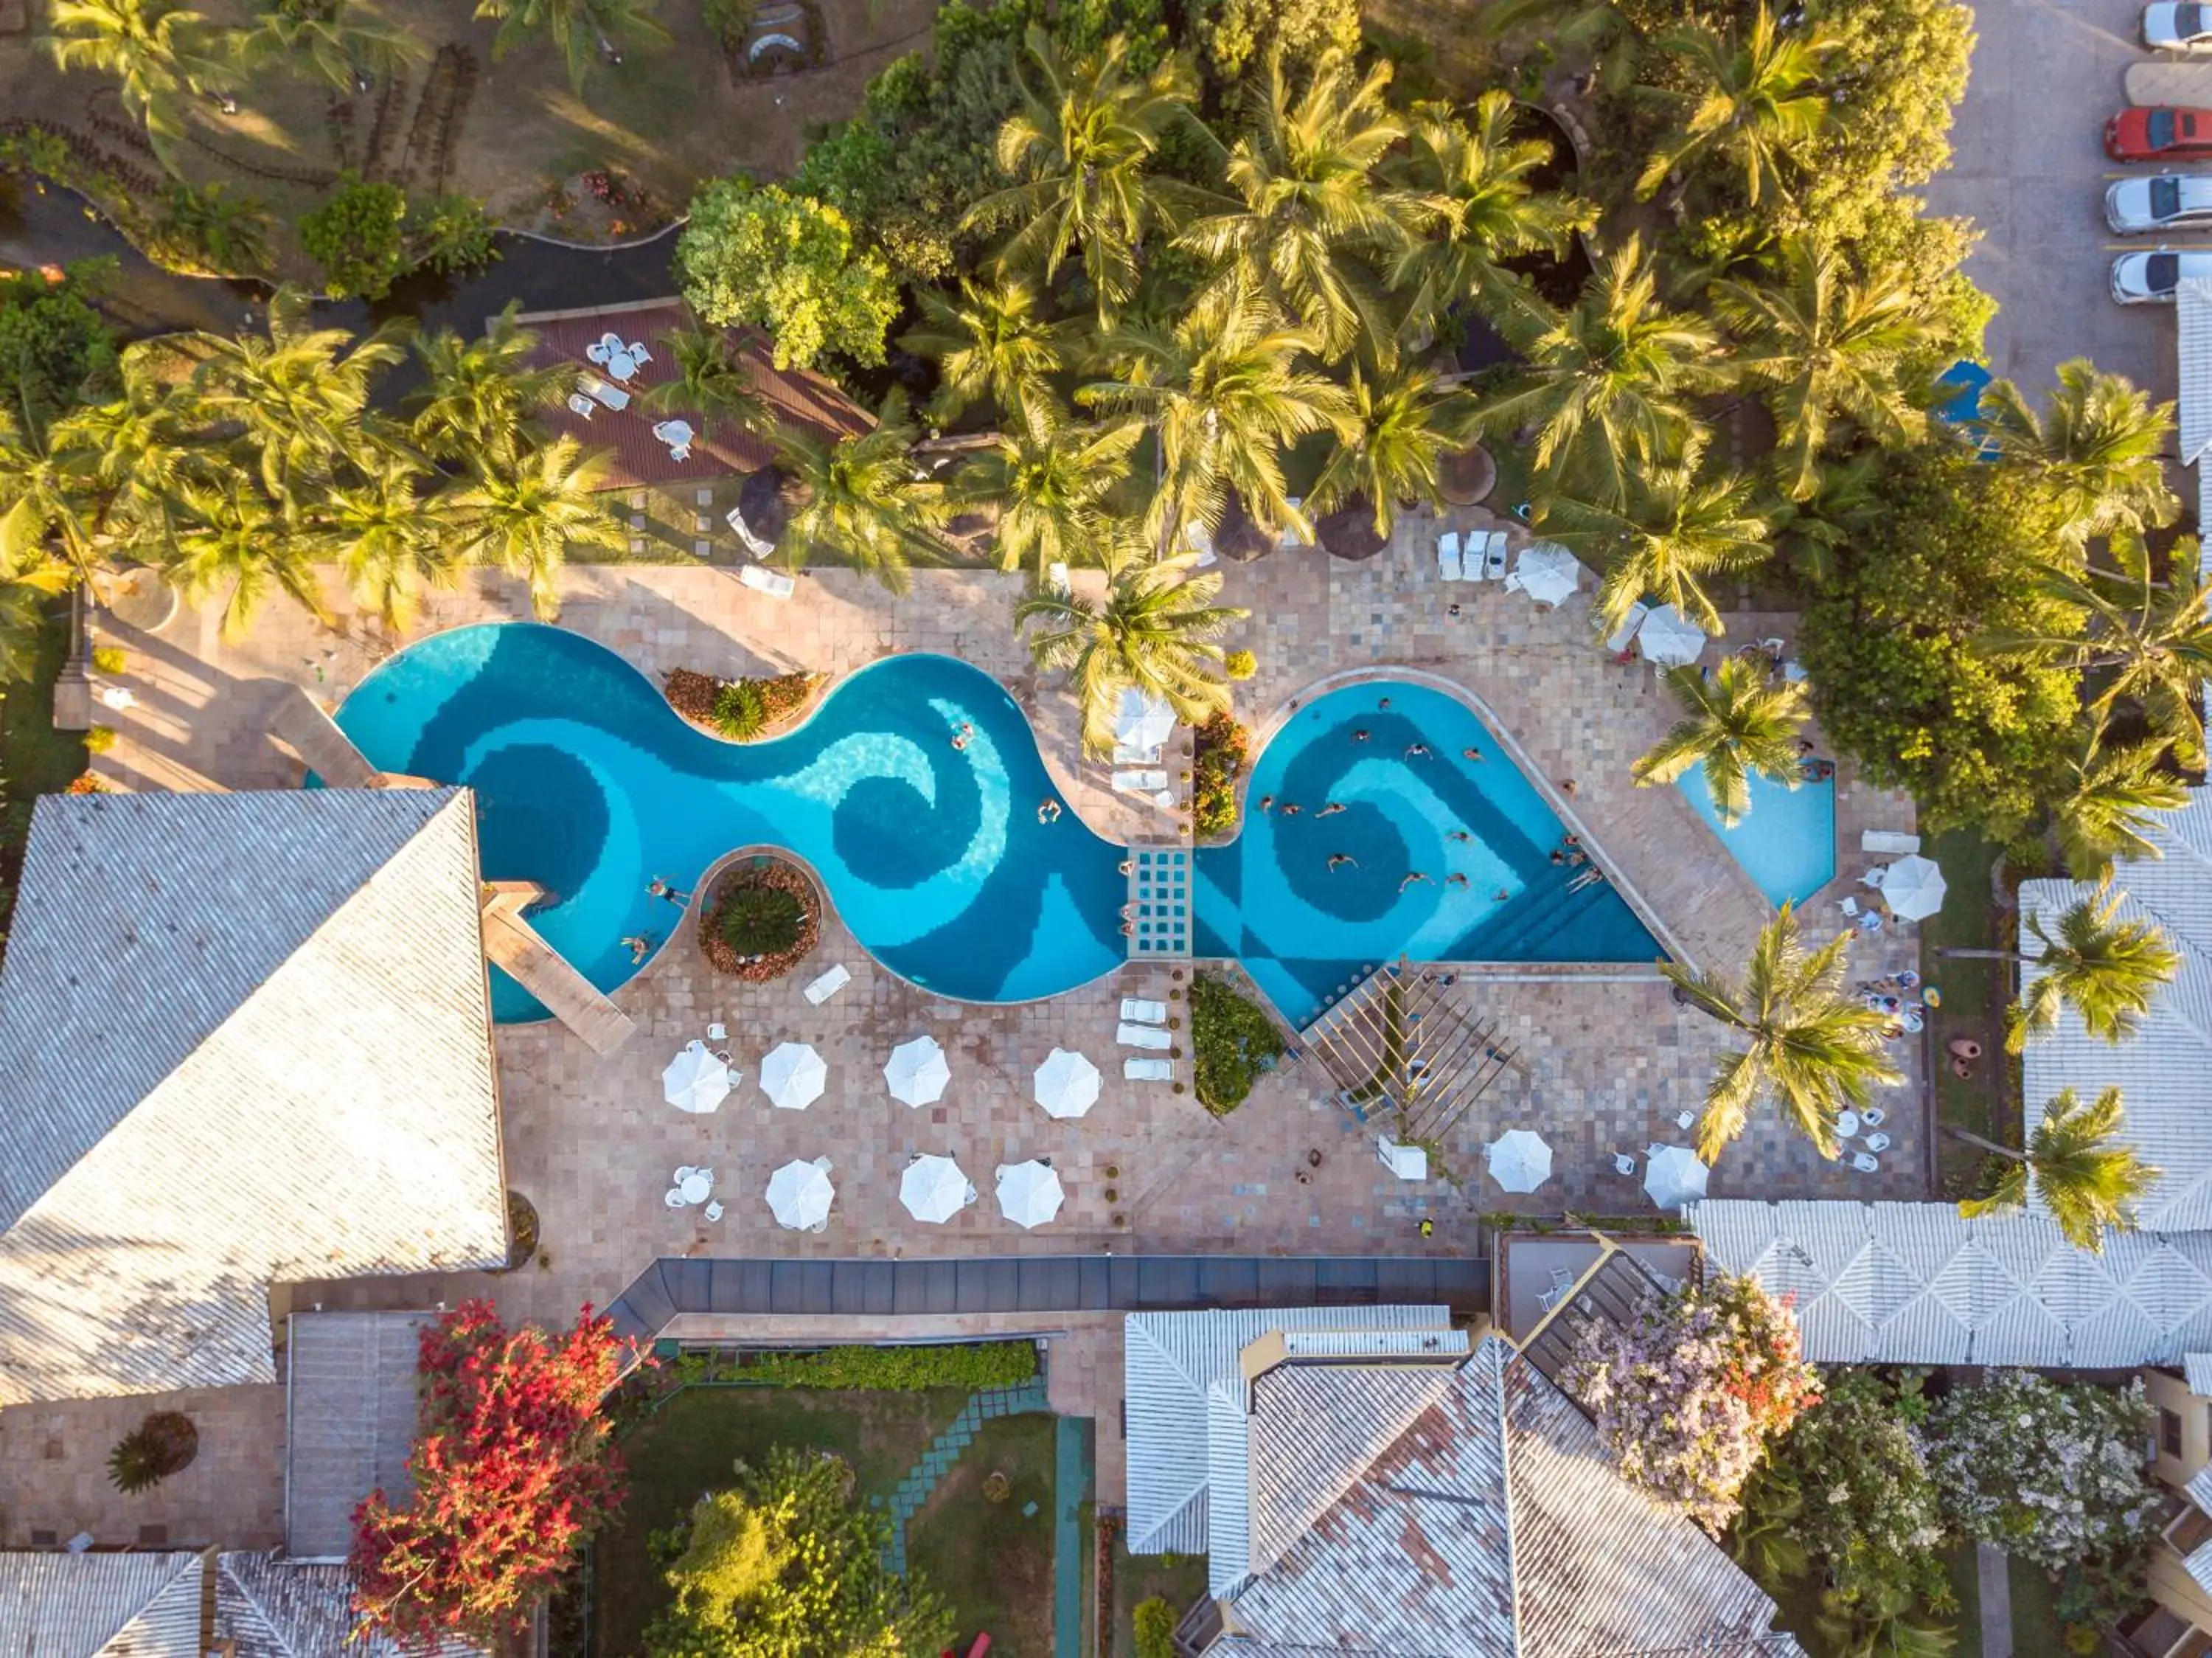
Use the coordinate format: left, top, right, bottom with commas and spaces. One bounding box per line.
1917, 828, 2010, 1193
1, 609, 88, 898
1942, 1542, 1984, 1658
594, 1385, 968, 1657
1113, 1546, 1208, 1658
906, 1412, 1057, 1658
2007, 1557, 2072, 1658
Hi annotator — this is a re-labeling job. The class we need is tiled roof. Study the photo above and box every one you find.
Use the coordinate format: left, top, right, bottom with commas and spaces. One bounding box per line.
0, 790, 507, 1404
2186, 1353, 2212, 1395
2180, 280, 2212, 471
216, 1554, 487, 1657
284, 1311, 434, 1560
0, 1551, 206, 1657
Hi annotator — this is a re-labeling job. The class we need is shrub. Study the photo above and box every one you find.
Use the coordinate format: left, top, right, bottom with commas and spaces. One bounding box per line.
85, 725, 116, 754
734, 1339, 1036, 1390
981, 1471, 1012, 1503
674, 176, 900, 370
718, 882, 804, 956
663, 667, 720, 723
672, 668, 820, 739
702, 0, 757, 49
407, 192, 498, 277
299, 173, 409, 300
712, 679, 771, 740
1189, 971, 1284, 1114
91, 645, 126, 674
1192, 712, 1248, 840
1225, 649, 1256, 681
1134, 1596, 1177, 1658
106, 1412, 198, 1494
700, 861, 821, 979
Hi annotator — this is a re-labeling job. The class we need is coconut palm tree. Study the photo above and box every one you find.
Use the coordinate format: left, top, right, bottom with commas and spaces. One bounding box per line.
902, 275, 1068, 426
1978, 360, 2178, 551
1955, 1086, 2158, 1252
1765, 445, 1879, 586
950, 400, 1141, 575
410, 306, 566, 466
1013, 542, 1250, 754
1477, 235, 1720, 509
319, 450, 462, 628
1711, 232, 1935, 499
449, 435, 625, 619
967, 27, 1202, 325
473, 0, 670, 94
0, 401, 114, 588
1631, 658, 1809, 825
2051, 732, 2190, 881
1633, 3, 1837, 204
1388, 91, 1597, 343
771, 392, 950, 595
1664, 904, 1902, 1162
1307, 362, 1475, 539
236, 0, 424, 91
1941, 887, 2180, 1050
636, 324, 773, 445
150, 181, 274, 276
42, 0, 234, 162
161, 475, 324, 636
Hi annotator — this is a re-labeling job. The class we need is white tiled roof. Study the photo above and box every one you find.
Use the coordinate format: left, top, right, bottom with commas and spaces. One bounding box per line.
216, 1554, 488, 1657
284, 1311, 435, 1559
2178, 279, 2212, 469
2185, 1353, 2212, 1395
0, 1551, 205, 1657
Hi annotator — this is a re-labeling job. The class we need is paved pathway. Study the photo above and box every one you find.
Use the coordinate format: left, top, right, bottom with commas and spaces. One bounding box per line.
1978, 1542, 2015, 1658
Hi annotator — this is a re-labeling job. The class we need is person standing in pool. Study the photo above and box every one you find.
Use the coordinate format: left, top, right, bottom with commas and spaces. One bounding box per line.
1379, 696, 1392, 710
1258, 794, 1275, 811
1405, 741, 1430, 758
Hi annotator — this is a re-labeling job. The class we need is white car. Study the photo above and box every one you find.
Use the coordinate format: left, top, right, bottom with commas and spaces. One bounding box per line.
2108, 173, 2212, 231
2146, 1, 2212, 49
2111, 249, 2212, 301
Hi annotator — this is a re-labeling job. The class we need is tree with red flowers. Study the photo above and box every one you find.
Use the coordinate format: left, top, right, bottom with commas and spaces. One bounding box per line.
348, 1300, 628, 1647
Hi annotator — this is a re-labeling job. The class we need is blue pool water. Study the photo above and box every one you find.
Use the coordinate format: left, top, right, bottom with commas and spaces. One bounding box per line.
1676, 765, 1837, 908
335, 624, 1127, 1018
1193, 681, 1664, 1026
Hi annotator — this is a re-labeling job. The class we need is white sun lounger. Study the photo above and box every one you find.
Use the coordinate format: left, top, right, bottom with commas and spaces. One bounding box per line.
803, 963, 851, 1005
1118, 1021, 1172, 1050
1481, 533, 1509, 580
724, 505, 778, 561
1183, 521, 1218, 567
1121, 997, 1168, 1024
1124, 1057, 1173, 1082
577, 372, 630, 411
1436, 531, 1463, 581
1112, 743, 1161, 766
739, 564, 796, 600
1277, 497, 1305, 549
1113, 769, 1169, 794
1604, 601, 1650, 655
1862, 830, 1921, 855
1048, 560, 1072, 594
1467, 531, 1496, 580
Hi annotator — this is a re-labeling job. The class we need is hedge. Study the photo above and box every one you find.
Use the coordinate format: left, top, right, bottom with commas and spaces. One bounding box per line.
1189, 971, 1285, 1114
1192, 712, 1248, 840
1134, 1597, 1177, 1658
711, 1340, 1037, 1390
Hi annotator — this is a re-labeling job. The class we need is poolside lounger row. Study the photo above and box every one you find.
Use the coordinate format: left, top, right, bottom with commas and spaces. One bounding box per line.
802, 963, 851, 1005
1121, 996, 1167, 1024
1113, 769, 1169, 794
1118, 1021, 1172, 1050
739, 564, 796, 600
1124, 1057, 1173, 1082
1112, 743, 1161, 766
1436, 530, 1509, 582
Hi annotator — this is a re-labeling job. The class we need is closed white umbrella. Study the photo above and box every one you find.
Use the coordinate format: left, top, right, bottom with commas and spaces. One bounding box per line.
759, 1041, 827, 1111
1635, 605, 1707, 667
995, 1160, 1065, 1229
662, 1040, 731, 1114
900, 1154, 975, 1224
765, 1157, 835, 1230
884, 1035, 950, 1107
1644, 1145, 1710, 1209
1880, 854, 1947, 922
1485, 1128, 1554, 1193
1112, 686, 1176, 753
1033, 1048, 1102, 1120
1514, 541, 1581, 607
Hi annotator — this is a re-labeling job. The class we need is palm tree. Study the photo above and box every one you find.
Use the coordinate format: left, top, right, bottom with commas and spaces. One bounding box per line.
1308, 363, 1475, 538
411, 305, 566, 466
1631, 658, 1809, 825
1711, 232, 1934, 499
0, 541, 69, 683
902, 275, 1067, 426
1177, 49, 1412, 363
0, 403, 112, 588
1664, 903, 1902, 1162
967, 27, 1200, 325
1634, 3, 1837, 204
161, 475, 324, 636
150, 181, 273, 276
1475, 0, 1642, 91
1388, 91, 1596, 343
1013, 544, 1250, 754
1765, 445, 1879, 586
2051, 733, 2189, 881
1978, 359, 2178, 550
319, 451, 462, 628
771, 392, 950, 595
473, 0, 671, 94
42, 0, 233, 159
236, 0, 424, 91
1478, 235, 1720, 508
1955, 1086, 2158, 1252
1941, 887, 2180, 1050
950, 400, 1141, 575
449, 435, 625, 618
636, 324, 772, 445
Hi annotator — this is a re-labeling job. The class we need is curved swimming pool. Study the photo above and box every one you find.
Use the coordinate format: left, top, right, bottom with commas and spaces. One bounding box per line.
1675, 764, 1837, 909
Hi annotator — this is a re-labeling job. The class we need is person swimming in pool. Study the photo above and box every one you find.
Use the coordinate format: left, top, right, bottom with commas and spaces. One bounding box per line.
1447, 830, 1471, 844
623, 934, 653, 963
1400, 872, 1431, 891
1462, 746, 1484, 761
1327, 853, 1357, 871
1352, 729, 1370, 743
1258, 794, 1275, 811
1318, 801, 1346, 816
1379, 696, 1392, 710
1550, 849, 1566, 864
1445, 873, 1469, 888
649, 878, 692, 906
1405, 741, 1431, 758
1280, 802, 1301, 816
951, 721, 973, 750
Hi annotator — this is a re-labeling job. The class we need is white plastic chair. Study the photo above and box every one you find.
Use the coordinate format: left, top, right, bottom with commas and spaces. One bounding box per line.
708, 1022, 727, 1041
629, 340, 653, 365
1840, 896, 1860, 917
1613, 1153, 1636, 1176
585, 341, 611, 365
662, 1187, 686, 1208
1864, 1132, 1891, 1153
675, 1165, 698, 1182
1851, 1152, 1879, 1173
1674, 1109, 1696, 1131
566, 393, 596, 419
703, 1200, 724, 1222
1861, 1106, 1886, 1128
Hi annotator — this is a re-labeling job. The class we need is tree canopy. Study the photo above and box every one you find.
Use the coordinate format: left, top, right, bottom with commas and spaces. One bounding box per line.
675, 180, 902, 372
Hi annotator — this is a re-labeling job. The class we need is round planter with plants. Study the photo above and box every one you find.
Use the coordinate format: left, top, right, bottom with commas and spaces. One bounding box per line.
108, 1411, 198, 1494
700, 858, 821, 981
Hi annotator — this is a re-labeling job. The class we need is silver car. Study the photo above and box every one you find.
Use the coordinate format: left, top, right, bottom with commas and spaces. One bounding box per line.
2111, 248, 2212, 301
2146, 1, 2212, 49
2108, 173, 2212, 230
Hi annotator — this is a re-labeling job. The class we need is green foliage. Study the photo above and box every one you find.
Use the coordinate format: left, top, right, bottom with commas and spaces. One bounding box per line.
408, 193, 499, 277
1192, 711, 1247, 839
1189, 971, 1284, 1114
1133, 1596, 1178, 1658
730, 1341, 1037, 1390
0, 262, 119, 426
717, 883, 804, 956
675, 177, 900, 370
84, 724, 117, 755
1189, 0, 1357, 77
91, 645, 126, 673
711, 679, 771, 740
1225, 648, 1256, 679
700, 0, 755, 49
106, 1411, 197, 1494
299, 172, 410, 300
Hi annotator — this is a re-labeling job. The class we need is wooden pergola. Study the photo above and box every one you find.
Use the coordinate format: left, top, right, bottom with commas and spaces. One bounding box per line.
1301, 962, 1519, 1145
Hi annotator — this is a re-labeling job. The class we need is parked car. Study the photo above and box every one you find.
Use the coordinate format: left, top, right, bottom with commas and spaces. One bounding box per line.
2146, 1, 2212, 49
2110, 249, 2212, 301
2108, 173, 2212, 229
2106, 106, 2212, 161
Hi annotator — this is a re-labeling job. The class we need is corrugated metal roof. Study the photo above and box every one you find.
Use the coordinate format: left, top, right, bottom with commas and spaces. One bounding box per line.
2180, 279, 2212, 468
0, 791, 507, 1404
2185, 1466, 2212, 1514
1206, 1381, 1253, 1600
0, 1551, 205, 1657
284, 1312, 434, 1560
2185, 1354, 2212, 1395
216, 1554, 487, 1657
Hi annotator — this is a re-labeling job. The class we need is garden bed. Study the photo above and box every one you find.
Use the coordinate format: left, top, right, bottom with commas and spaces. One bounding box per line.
697, 857, 821, 980
906, 1412, 1057, 1658
663, 665, 824, 740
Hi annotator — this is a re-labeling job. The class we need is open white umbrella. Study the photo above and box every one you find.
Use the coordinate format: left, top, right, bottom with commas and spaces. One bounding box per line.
1112, 686, 1176, 754
1033, 1049, 1102, 1120
765, 1157, 835, 1231
1635, 604, 1707, 667
901, 1154, 975, 1224
1485, 1129, 1554, 1193
995, 1160, 1065, 1229
662, 1041, 731, 1114
1644, 1145, 1710, 1209
884, 1035, 950, 1107
759, 1041, 827, 1111
1514, 541, 1581, 607
1880, 854, 1947, 922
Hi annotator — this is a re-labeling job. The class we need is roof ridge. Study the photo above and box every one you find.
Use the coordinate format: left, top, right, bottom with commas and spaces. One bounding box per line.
1486, 1339, 1528, 1657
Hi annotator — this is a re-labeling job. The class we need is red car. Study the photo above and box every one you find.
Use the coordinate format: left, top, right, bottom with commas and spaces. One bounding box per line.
2107, 105, 2212, 160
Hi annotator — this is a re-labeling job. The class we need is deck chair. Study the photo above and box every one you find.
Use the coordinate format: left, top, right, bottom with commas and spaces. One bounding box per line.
1117, 1021, 1172, 1050
1121, 997, 1168, 1024
739, 564, 795, 599
802, 963, 851, 1005
1437, 531, 1464, 581
1124, 1057, 1173, 1082
1604, 602, 1649, 655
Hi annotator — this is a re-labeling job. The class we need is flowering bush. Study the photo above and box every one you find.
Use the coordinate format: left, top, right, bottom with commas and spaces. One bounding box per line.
349, 1302, 628, 1645
1559, 1271, 1820, 1533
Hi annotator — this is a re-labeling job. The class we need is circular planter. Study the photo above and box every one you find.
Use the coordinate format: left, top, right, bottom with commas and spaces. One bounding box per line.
1439, 444, 1497, 507
501, 1190, 541, 1272
101, 565, 178, 634
699, 857, 821, 981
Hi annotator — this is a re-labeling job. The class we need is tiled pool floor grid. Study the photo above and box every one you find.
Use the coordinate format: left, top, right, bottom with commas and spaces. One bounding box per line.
1125, 845, 1192, 960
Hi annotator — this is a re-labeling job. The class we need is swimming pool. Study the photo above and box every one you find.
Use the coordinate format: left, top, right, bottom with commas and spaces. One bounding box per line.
335, 625, 1128, 1019
1675, 764, 1836, 908
1192, 681, 1664, 1026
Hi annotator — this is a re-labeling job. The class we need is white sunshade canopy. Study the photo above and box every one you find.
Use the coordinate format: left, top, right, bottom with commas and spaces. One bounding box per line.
1881, 854, 1948, 922
1514, 541, 1581, 606
1645, 1145, 1711, 1209
900, 1154, 975, 1224
759, 1041, 828, 1111
1635, 604, 1707, 667
885, 1035, 950, 1106
1485, 1128, 1554, 1193
662, 1040, 731, 1114
765, 1158, 835, 1230
1034, 1048, 1102, 1120
1113, 686, 1177, 753
996, 1159, 1065, 1229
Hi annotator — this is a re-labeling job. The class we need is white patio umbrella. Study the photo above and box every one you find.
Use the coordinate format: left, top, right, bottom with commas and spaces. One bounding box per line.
1033, 1048, 1102, 1120
759, 1041, 827, 1111
1644, 1145, 1711, 1209
765, 1157, 835, 1231
1485, 1128, 1554, 1193
900, 1154, 975, 1224
1635, 604, 1707, 667
1514, 541, 1581, 607
662, 1040, 731, 1114
1112, 686, 1176, 754
995, 1160, 1065, 1229
1880, 854, 1948, 922
884, 1035, 950, 1107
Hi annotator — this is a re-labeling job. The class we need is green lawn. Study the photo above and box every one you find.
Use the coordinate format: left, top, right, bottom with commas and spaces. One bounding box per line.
2008, 1557, 2071, 1658
906, 1412, 1059, 1658
1916, 828, 2012, 1193
1, 609, 87, 902
1943, 1543, 1985, 1658
1113, 1544, 1208, 1658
